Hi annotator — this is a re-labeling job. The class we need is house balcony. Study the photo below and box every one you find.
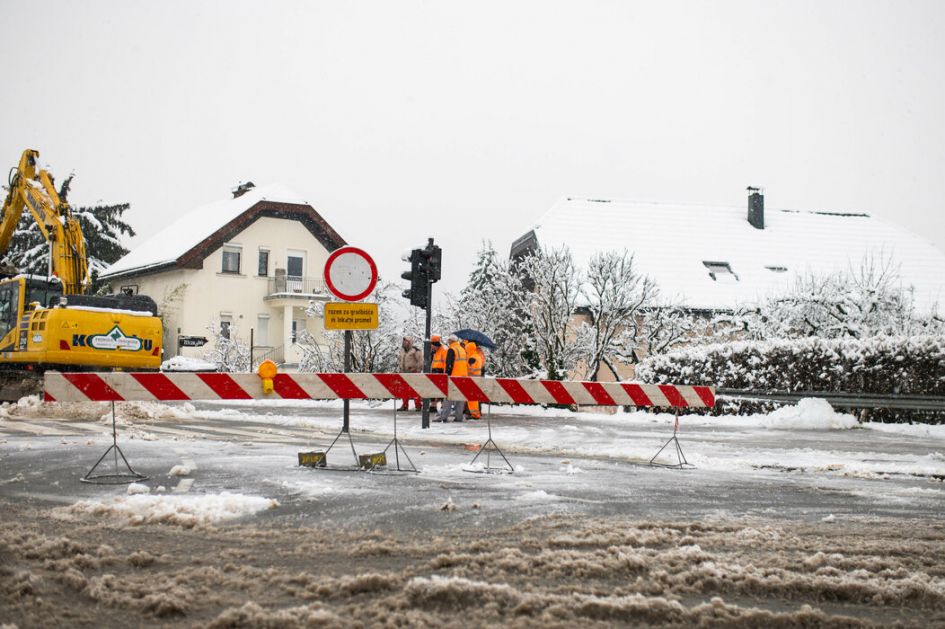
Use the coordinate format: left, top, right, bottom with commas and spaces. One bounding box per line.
264, 276, 330, 302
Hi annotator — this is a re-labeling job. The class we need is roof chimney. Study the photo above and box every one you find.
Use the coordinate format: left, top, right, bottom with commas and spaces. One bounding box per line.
747, 186, 764, 229
232, 181, 256, 199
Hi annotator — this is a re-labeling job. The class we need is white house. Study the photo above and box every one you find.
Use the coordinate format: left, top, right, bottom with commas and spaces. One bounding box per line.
511, 190, 945, 315
101, 183, 346, 365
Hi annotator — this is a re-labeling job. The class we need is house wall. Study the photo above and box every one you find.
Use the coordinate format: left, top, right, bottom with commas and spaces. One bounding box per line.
115, 216, 334, 365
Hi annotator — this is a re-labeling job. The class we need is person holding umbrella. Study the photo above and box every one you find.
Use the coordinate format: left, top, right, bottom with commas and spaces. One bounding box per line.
465, 340, 484, 419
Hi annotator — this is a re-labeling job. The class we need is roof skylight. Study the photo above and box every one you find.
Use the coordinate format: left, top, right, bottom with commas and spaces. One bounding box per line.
703, 261, 739, 283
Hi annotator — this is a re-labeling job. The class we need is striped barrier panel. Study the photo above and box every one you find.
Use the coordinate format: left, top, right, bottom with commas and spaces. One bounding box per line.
43, 371, 715, 408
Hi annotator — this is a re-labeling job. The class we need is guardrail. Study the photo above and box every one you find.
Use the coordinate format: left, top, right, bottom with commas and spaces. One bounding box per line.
717, 389, 945, 412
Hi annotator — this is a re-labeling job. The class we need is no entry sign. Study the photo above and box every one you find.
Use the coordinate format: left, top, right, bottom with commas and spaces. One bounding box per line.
323, 246, 378, 302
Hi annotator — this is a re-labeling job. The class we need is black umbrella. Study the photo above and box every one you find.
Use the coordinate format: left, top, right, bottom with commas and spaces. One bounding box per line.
452, 329, 496, 350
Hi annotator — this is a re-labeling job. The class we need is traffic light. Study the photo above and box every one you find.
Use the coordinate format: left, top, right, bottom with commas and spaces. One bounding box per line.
401, 248, 428, 308
401, 238, 442, 309
425, 241, 442, 282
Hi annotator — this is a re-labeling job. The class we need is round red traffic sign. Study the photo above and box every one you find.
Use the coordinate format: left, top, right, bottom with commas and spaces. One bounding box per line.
323, 246, 378, 302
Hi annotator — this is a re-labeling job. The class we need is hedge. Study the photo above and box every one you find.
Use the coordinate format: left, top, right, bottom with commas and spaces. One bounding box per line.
635, 335, 945, 423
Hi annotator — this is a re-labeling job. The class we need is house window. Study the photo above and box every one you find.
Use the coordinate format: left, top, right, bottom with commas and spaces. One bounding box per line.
703, 261, 739, 282
220, 314, 233, 339
119, 285, 138, 295
256, 314, 269, 346
765, 265, 788, 273
291, 318, 306, 344
287, 250, 305, 292
222, 245, 242, 274
258, 249, 269, 277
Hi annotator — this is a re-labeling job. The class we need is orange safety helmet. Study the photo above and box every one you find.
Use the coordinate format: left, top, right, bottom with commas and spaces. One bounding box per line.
431, 335, 441, 343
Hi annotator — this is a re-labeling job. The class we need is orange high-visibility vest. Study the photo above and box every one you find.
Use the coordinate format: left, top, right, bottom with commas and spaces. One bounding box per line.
466, 342, 483, 377
431, 345, 448, 373
448, 341, 468, 376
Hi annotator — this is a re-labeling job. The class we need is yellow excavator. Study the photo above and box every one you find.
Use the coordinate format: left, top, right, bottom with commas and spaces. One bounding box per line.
0, 149, 162, 400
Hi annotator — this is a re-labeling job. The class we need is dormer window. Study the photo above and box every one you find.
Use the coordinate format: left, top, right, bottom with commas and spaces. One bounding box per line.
703, 261, 739, 282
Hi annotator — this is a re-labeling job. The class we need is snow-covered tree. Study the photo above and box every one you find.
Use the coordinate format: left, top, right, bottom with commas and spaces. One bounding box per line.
297, 282, 402, 373
443, 241, 535, 377
739, 254, 942, 340
2, 174, 135, 289
204, 320, 251, 372
579, 250, 658, 380
517, 246, 585, 380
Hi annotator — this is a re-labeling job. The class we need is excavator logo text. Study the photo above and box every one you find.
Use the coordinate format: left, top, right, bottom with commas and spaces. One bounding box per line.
72, 326, 152, 352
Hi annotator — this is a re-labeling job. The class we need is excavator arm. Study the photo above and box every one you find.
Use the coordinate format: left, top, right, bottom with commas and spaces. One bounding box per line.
0, 149, 89, 294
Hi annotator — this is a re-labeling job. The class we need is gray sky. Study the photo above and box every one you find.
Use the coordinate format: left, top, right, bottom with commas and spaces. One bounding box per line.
2, 0, 943, 294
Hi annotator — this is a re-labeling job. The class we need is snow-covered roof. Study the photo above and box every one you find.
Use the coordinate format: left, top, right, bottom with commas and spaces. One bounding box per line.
520, 197, 945, 313
103, 183, 308, 278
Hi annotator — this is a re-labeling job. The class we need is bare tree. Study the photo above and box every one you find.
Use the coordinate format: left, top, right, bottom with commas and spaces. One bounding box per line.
297, 282, 401, 373
518, 247, 584, 380
579, 250, 658, 380
204, 320, 251, 372
741, 253, 942, 340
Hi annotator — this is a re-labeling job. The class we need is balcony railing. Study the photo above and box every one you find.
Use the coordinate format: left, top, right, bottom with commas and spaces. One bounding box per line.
266, 276, 328, 298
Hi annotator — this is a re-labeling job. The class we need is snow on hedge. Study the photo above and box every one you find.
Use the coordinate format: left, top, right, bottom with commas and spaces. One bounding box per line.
637, 335, 945, 422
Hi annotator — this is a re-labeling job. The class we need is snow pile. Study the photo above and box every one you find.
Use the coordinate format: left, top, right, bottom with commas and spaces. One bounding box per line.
161, 355, 218, 371
1, 395, 195, 424
168, 464, 193, 477
126, 483, 151, 495
762, 398, 858, 430
65, 492, 279, 528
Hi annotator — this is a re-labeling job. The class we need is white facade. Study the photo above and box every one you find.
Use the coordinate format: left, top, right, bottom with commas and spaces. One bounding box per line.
102, 185, 345, 365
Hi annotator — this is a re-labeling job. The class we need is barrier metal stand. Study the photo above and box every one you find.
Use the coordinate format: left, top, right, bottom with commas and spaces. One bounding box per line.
308, 330, 361, 471
319, 425, 361, 469
81, 402, 149, 484
649, 411, 693, 469
376, 401, 419, 473
466, 412, 514, 474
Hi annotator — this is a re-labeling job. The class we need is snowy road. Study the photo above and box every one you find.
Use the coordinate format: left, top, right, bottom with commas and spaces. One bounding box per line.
1, 398, 944, 527
2, 398, 945, 627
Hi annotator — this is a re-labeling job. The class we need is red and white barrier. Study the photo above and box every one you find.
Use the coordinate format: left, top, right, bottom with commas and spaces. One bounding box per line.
43, 371, 714, 408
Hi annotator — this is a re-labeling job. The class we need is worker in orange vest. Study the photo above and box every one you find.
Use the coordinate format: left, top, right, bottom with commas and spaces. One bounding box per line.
435, 334, 467, 422
465, 340, 484, 419
429, 335, 447, 412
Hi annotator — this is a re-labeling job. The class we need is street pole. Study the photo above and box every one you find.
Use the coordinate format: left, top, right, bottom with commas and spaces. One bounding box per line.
343, 329, 351, 432
421, 274, 433, 430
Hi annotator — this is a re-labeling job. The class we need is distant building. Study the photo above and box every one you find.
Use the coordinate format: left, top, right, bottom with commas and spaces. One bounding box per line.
511, 190, 945, 315
101, 183, 345, 365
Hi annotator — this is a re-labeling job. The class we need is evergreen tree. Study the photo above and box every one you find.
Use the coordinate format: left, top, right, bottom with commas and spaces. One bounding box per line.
1, 174, 134, 290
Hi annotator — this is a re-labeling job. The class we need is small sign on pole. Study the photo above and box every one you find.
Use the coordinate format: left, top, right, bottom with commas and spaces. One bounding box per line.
324, 302, 379, 330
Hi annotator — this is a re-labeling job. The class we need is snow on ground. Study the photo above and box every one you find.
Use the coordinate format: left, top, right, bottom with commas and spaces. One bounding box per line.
176, 398, 945, 480
161, 356, 218, 371
60, 492, 279, 528
1, 395, 197, 424
4, 395, 945, 509
760, 397, 859, 430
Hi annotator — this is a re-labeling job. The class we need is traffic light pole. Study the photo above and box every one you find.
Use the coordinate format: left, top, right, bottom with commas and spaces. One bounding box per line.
421, 276, 433, 430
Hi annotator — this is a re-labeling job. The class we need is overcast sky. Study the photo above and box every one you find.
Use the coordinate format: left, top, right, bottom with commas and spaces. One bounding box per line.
2, 0, 943, 294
